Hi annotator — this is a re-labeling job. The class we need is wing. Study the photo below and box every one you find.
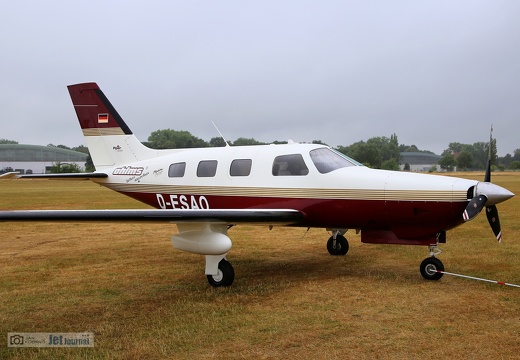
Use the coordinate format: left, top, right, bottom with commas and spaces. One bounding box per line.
0, 208, 304, 225
0, 172, 108, 179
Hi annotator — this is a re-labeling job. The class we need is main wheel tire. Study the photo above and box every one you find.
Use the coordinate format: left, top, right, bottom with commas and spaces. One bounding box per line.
327, 235, 349, 256
420, 257, 444, 280
207, 259, 235, 287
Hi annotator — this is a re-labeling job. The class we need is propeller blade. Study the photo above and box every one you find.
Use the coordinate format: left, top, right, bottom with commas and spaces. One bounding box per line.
463, 195, 487, 221
485, 125, 492, 182
484, 159, 491, 183
486, 205, 502, 243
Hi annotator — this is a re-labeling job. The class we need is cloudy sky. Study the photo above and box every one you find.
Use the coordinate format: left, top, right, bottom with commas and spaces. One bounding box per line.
1, 1, 519, 155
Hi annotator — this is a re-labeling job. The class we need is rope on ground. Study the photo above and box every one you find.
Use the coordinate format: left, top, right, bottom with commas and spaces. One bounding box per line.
437, 270, 520, 288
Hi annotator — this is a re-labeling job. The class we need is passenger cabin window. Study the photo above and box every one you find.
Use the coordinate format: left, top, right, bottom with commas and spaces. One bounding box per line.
197, 160, 218, 177
168, 162, 186, 177
230, 159, 252, 176
310, 148, 357, 174
272, 154, 309, 176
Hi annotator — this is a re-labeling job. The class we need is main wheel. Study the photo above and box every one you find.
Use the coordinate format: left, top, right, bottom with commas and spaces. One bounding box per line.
327, 235, 349, 256
207, 259, 235, 287
420, 257, 444, 280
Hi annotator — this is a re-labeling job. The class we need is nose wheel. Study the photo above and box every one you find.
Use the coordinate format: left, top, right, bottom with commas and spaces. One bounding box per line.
327, 233, 349, 256
420, 257, 444, 280
420, 242, 445, 281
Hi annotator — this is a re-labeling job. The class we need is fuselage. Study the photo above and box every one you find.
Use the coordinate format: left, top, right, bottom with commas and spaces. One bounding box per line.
92, 143, 477, 241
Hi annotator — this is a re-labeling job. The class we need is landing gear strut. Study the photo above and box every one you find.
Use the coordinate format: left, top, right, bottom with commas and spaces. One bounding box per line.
420, 244, 444, 280
327, 230, 349, 256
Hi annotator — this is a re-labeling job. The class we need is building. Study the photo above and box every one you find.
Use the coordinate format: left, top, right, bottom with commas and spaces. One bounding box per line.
400, 152, 441, 172
0, 144, 88, 174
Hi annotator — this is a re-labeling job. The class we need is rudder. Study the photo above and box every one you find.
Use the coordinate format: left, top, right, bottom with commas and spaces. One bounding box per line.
68, 82, 156, 169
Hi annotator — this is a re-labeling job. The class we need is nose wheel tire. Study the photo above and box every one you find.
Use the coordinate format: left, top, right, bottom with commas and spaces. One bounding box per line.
207, 259, 235, 287
327, 234, 349, 256
420, 257, 444, 281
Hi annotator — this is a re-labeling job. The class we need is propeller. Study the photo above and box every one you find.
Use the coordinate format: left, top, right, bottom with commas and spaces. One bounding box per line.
486, 205, 501, 242
463, 194, 487, 222
462, 126, 513, 243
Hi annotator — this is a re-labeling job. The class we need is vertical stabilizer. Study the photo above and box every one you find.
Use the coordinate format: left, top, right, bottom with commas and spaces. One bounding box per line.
67, 82, 156, 169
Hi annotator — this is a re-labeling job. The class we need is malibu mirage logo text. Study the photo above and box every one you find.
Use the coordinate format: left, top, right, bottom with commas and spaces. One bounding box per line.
112, 166, 144, 176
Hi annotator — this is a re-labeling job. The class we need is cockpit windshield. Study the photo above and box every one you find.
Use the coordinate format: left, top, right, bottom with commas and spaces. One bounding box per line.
310, 148, 361, 174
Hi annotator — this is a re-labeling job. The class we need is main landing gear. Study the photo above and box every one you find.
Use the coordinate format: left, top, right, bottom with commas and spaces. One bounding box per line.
419, 244, 445, 280
206, 258, 235, 287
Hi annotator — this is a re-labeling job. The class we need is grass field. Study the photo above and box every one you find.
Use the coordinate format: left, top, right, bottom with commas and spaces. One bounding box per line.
1, 173, 519, 359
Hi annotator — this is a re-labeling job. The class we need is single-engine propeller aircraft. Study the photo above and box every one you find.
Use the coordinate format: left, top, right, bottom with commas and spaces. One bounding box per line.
0, 83, 514, 287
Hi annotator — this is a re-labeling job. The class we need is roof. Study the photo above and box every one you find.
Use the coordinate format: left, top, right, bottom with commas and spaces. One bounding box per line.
400, 152, 441, 165
0, 144, 88, 162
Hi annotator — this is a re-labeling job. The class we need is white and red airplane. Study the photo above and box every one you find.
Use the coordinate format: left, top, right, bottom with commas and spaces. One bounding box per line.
0, 82, 514, 287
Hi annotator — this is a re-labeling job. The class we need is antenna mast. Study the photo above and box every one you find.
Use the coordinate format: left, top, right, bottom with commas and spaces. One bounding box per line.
211, 121, 230, 147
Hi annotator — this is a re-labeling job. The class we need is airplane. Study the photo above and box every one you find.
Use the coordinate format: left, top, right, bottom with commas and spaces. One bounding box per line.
0, 82, 514, 287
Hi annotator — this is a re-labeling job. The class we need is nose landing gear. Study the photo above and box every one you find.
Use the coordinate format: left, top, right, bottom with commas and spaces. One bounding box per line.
420, 244, 444, 280
326, 230, 349, 256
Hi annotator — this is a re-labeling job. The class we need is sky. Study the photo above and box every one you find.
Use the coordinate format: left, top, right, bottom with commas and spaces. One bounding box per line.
1, 1, 519, 156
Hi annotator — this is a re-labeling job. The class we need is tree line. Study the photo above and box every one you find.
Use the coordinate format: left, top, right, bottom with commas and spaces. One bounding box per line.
2, 130, 520, 172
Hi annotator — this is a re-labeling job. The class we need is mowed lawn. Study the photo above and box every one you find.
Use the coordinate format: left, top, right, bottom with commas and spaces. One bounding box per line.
1, 173, 519, 359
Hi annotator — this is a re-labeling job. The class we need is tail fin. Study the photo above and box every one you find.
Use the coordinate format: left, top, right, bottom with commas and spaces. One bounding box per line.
67, 82, 156, 169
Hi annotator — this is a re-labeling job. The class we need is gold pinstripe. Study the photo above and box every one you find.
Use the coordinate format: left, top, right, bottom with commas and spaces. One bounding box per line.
82, 128, 126, 136
104, 183, 467, 202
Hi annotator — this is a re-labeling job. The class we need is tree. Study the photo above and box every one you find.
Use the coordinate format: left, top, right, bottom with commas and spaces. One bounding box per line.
456, 151, 473, 170
339, 141, 382, 168
72, 145, 90, 154
337, 134, 401, 169
513, 149, 520, 162
0, 139, 18, 144
85, 155, 95, 172
232, 137, 267, 146
381, 159, 400, 171
509, 161, 520, 170
209, 137, 228, 147
447, 142, 465, 154
146, 129, 207, 149
439, 153, 456, 171
50, 162, 83, 173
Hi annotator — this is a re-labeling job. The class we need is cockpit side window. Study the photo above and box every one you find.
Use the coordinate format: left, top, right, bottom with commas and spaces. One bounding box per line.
272, 154, 309, 176
310, 148, 358, 174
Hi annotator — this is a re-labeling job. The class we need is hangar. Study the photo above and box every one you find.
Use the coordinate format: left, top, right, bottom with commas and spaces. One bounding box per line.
0, 144, 88, 174
400, 152, 441, 172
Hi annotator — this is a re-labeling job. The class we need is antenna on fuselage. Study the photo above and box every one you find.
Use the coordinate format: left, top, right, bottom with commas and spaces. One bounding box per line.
211, 121, 230, 147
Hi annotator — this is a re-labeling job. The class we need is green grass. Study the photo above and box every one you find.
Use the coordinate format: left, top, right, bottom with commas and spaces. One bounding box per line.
0, 174, 519, 359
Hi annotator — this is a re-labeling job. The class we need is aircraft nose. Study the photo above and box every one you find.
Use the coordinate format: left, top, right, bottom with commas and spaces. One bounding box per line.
475, 182, 515, 206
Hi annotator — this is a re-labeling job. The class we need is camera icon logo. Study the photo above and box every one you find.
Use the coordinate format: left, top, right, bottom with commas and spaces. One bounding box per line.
9, 334, 24, 346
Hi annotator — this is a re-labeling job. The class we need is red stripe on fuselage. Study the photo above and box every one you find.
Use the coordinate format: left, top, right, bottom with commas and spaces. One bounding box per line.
120, 191, 466, 239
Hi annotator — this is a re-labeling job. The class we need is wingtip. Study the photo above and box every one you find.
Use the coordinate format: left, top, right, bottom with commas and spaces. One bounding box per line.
0, 172, 20, 179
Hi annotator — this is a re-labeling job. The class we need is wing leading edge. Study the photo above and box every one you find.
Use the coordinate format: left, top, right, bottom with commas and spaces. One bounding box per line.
0, 209, 304, 225
0, 172, 108, 180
